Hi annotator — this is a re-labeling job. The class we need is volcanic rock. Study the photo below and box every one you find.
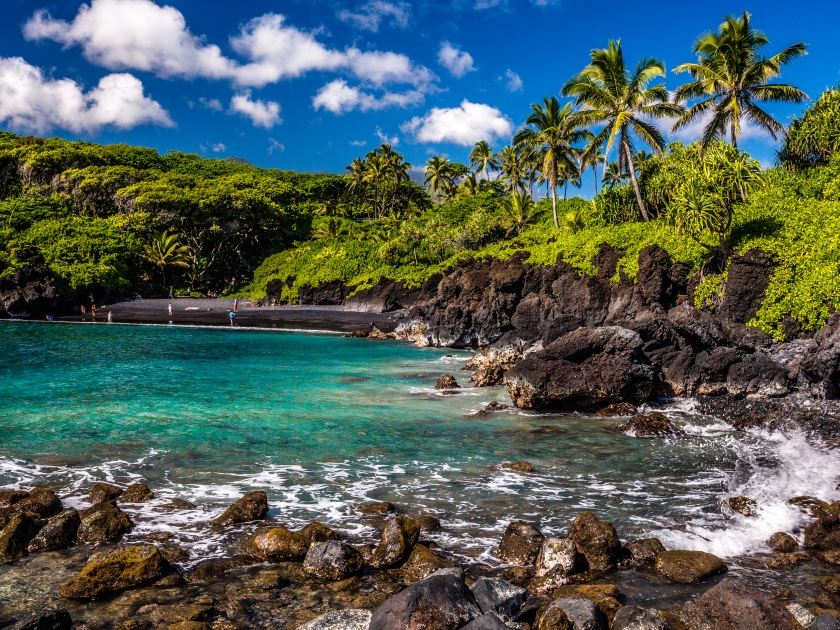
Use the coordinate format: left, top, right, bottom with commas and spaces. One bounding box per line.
357, 501, 395, 516
210, 491, 268, 526
435, 374, 461, 390
725, 496, 758, 517
536, 537, 579, 577
299, 521, 342, 543
469, 576, 526, 622
14, 487, 62, 519
121, 483, 155, 503
610, 606, 669, 630
416, 515, 442, 531
655, 550, 726, 583
301, 541, 363, 581
77, 501, 132, 543
767, 532, 798, 553
6, 609, 73, 630
681, 577, 800, 629
59, 545, 169, 599
567, 512, 622, 571
625, 538, 666, 564
369, 574, 482, 630
497, 521, 545, 565
540, 597, 607, 630
614, 412, 685, 437
89, 483, 123, 505
0, 514, 39, 561
27, 508, 80, 552
369, 515, 420, 569
297, 610, 372, 630
400, 544, 461, 582
243, 527, 309, 561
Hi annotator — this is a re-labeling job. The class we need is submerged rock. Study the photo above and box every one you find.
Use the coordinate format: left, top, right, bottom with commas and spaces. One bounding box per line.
0, 514, 40, 561
121, 483, 155, 503
76, 501, 132, 543
357, 501, 396, 516
595, 403, 638, 417
415, 515, 442, 531
6, 609, 73, 630
681, 577, 800, 629
500, 461, 536, 473
369, 574, 482, 630
767, 532, 798, 553
370, 515, 420, 569
567, 512, 622, 572
497, 521, 545, 565
297, 610, 372, 630
210, 491, 268, 526
614, 412, 685, 438
435, 374, 461, 390
59, 545, 169, 599
89, 482, 123, 505
242, 526, 309, 561
301, 541, 363, 580
27, 508, 80, 553
655, 550, 726, 583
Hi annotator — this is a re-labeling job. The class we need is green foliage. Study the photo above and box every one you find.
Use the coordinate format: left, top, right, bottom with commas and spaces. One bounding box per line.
778, 87, 840, 168
694, 272, 727, 310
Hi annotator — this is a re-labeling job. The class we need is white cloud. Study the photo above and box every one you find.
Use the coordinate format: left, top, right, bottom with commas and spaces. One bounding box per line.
437, 42, 476, 78
651, 109, 775, 145
375, 127, 399, 145
0, 56, 172, 134
24, 0, 436, 102
312, 79, 424, 114
229, 91, 281, 128
211, 143, 226, 152
338, 1, 411, 32
349, 139, 367, 146
199, 97, 223, 111
401, 100, 512, 146
268, 138, 284, 154
503, 69, 523, 92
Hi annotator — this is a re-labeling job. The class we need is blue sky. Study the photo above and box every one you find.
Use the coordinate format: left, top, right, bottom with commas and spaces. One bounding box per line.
1, 0, 838, 194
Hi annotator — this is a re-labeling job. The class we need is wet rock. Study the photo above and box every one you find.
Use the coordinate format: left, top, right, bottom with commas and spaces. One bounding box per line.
814, 614, 840, 630
540, 597, 607, 630
625, 538, 665, 564
76, 501, 132, 543
500, 461, 536, 473
242, 527, 309, 561
168, 623, 208, 630
537, 584, 623, 626
210, 491, 268, 526
59, 545, 169, 599
158, 603, 214, 623
14, 487, 62, 518
160, 547, 190, 564
0, 513, 40, 561
725, 496, 758, 517
0, 490, 29, 508
614, 412, 685, 438
369, 574, 482, 630
297, 610, 372, 630
535, 602, 571, 630
155, 574, 185, 587
786, 602, 815, 627
162, 499, 197, 511
505, 326, 655, 410
358, 501, 396, 516
301, 541, 363, 581
429, 566, 466, 580
464, 347, 524, 388
7, 608, 73, 630
822, 575, 840, 593
800, 312, 840, 399
567, 512, 622, 572
610, 606, 668, 630
818, 550, 840, 565
595, 403, 637, 417
370, 515, 420, 569
300, 521, 342, 543
789, 497, 838, 523
435, 374, 461, 390
147, 531, 174, 542
681, 577, 800, 629
469, 576, 526, 622
416, 515, 442, 531
368, 327, 394, 340
655, 550, 726, 583
461, 615, 509, 629
767, 532, 798, 553
805, 518, 840, 550
89, 482, 123, 505
767, 552, 810, 569
529, 566, 572, 595
497, 521, 545, 565
121, 483, 155, 503
27, 508, 80, 552
187, 556, 255, 582
400, 544, 460, 582
536, 538, 579, 577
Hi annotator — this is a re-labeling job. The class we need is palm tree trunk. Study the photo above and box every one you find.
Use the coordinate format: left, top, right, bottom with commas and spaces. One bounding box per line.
731, 120, 738, 149
564, 180, 568, 201
623, 138, 649, 221
593, 165, 598, 197
551, 184, 559, 229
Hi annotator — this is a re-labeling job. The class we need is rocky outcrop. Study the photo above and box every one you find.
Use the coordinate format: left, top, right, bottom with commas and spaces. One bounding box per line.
76, 501, 132, 543
0, 257, 64, 318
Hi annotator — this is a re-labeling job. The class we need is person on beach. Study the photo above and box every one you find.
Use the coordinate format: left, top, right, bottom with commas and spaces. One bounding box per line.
168, 302, 173, 316
80, 305, 86, 314
46, 315, 53, 322
169, 288, 173, 299
91, 304, 96, 317
271, 297, 276, 310
229, 311, 236, 325
107, 311, 112, 323
233, 298, 238, 313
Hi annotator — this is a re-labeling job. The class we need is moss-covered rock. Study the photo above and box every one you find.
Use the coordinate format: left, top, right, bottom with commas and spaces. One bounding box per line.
59, 545, 169, 599
655, 550, 726, 583
370, 515, 420, 569
301, 541, 363, 581
14, 487, 62, 518
497, 521, 545, 565
77, 502, 132, 543
27, 508, 80, 553
767, 532, 798, 553
242, 527, 309, 561
121, 483, 155, 503
210, 491, 268, 526
567, 512, 622, 571
89, 483, 123, 505
299, 522, 342, 543
0, 513, 39, 561
399, 544, 460, 582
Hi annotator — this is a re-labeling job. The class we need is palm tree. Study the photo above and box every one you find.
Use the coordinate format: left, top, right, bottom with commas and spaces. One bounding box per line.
424, 155, 454, 200
498, 145, 529, 195
313, 216, 350, 241
580, 141, 606, 196
457, 173, 480, 197
469, 141, 500, 180
142, 230, 190, 289
513, 97, 591, 228
562, 40, 683, 221
346, 157, 366, 192
498, 190, 542, 236
672, 12, 808, 149
602, 162, 629, 189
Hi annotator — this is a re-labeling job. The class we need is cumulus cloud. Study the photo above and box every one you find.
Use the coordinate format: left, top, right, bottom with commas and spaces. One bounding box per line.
0, 56, 172, 134
267, 138, 284, 154
400, 100, 512, 146
199, 97, 223, 111
312, 79, 424, 114
338, 0, 411, 32
375, 127, 399, 145
437, 42, 475, 78
25, 0, 435, 95
502, 69, 523, 92
211, 143, 226, 152
229, 91, 281, 128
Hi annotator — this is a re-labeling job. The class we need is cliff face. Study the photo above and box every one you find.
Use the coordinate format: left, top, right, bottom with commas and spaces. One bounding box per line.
0, 257, 65, 319
297, 244, 840, 410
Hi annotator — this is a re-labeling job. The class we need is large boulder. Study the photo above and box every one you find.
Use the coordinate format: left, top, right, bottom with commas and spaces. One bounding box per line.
535, 537, 579, 576
76, 502, 132, 543
301, 541, 363, 581
89, 483, 123, 505
610, 606, 669, 630
469, 577, 526, 622
767, 532, 797, 553
0, 514, 40, 561
13, 487, 62, 519
567, 512, 622, 572
369, 574, 482, 630
242, 527, 309, 561
400, 544, 461, 582
655, 550, 726, 583
120, 483, 155, 503
624, 538, 665, 564
210, 491, 268, 526
59, 545, 169, 599
716, 249, 774, 324
497, 520, 545, 565
370, 515, 420, 569
296, 610, 372, 630
505, 327, 655, 410
680, 577, 800, 629
27, 508, 80, 553
540, 597, 607, 630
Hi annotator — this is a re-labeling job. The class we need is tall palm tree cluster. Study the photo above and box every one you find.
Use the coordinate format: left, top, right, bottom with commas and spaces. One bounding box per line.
346, 143, 423, 220
448, 12, 806, 227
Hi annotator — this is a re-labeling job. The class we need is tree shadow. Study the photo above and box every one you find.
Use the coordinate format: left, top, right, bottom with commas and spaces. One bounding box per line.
729, 217, 784, 245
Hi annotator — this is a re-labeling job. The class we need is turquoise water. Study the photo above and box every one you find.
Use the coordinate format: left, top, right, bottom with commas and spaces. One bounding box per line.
2, 320, 839, 565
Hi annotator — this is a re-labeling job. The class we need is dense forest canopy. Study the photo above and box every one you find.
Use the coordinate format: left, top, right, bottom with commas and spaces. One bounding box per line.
2, 13, 839, 340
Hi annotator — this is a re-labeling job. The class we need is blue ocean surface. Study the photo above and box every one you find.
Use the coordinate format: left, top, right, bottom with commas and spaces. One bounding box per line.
1, 320, 838, 565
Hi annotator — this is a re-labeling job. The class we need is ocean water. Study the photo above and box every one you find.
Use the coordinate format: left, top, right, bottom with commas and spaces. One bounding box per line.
2, 320, 839, 570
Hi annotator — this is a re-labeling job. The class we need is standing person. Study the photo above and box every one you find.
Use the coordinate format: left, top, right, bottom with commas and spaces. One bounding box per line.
169, 288, 173, 300
228, 311, 236, 325
91, 304, 96, 317
233, 298, 238, 313
107, 311, 113, 323
80, 305, 86, 315
271, 297, 276, 310
168, 302, 173, 316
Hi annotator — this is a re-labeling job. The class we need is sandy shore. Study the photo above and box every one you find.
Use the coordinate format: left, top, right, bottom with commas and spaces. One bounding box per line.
58, 298, 407, 333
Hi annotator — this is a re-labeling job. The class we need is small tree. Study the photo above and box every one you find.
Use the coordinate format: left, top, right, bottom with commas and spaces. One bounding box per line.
142, 230, 189, 289
498, 190, 542, 237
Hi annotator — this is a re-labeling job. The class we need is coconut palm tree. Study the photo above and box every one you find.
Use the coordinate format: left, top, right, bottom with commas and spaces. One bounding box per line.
424, 155, 455, 200
498, 190, 542, 236
580, 141, 606, 196
313, 216, 350, 241
469, 141, 500, 181
672, 12, 808, 149
562, 40, 683, 221
498, 145, 529, 195
513, 97, 591, 228
142, 230, 190, 289
602, 162, 629, 189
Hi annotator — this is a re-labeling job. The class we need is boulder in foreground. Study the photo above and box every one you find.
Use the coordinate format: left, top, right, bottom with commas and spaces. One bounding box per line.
497, 520, 545, 565
369, 515, 420, 569
567, 511, 622, 572
655, 550, 726, 583
210, 491, 268, 526
59, 545, 169, 599
369, 574, 482, 630
681, 577, 800, 629
301, 541, 363, 581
